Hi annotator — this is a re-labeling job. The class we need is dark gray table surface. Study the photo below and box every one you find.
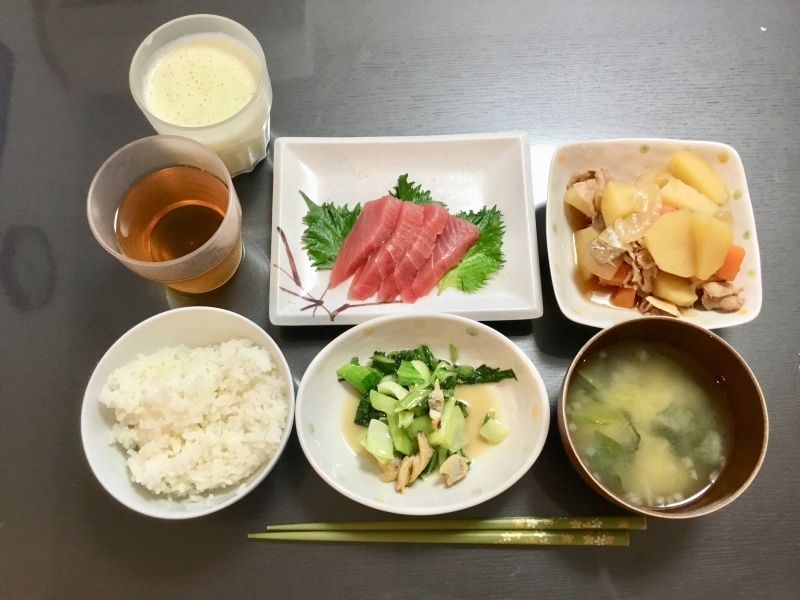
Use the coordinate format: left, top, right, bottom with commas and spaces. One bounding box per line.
1, 1, 798, 598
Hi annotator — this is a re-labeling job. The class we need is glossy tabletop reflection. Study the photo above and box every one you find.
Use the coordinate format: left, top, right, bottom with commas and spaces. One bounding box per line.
0, 1, 798, 598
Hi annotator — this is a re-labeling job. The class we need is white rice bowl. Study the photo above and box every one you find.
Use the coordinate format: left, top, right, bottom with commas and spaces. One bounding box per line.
99, 339, 288, 500
81, 307, 295, 519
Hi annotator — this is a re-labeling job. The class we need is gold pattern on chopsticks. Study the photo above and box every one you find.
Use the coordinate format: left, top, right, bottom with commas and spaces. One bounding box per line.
569, 518, 603, 529
512, 517, 556, 529
526, 531, 551, 545
582, 533, 616, 546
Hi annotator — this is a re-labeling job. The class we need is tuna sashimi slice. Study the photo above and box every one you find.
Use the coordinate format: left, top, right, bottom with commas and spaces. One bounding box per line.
377, 273, 398, 303
391, 203, 450, 297
348, 202, 426, 300
402, 215, 479, 303
329, 196, 403, 288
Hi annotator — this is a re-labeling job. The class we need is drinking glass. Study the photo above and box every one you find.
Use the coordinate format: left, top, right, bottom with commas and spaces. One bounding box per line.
129, 14, 272, 176
87, 135, 243, 293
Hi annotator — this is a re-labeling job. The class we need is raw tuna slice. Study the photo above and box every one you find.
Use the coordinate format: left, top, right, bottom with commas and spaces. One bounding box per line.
402, 215, 479, 303
391, 203, 450, 298
377, 271, 399, 303
329, 195, 403, 288
348, 202, 425, 300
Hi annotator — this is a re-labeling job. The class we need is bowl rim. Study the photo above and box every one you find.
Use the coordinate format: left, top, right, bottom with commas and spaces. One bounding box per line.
295, 312, 551, 515
545, 137, 763, 330
80, 306, 296, 519
558, 315, 769, 518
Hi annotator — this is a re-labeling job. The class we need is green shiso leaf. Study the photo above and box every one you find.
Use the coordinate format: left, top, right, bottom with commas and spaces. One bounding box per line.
437, 206, 506, 293
300, 191, 361, 269
389, 174, 443, 206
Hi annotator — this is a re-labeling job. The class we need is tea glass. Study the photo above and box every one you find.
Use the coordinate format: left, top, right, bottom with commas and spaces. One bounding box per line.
87, 135, 243, 293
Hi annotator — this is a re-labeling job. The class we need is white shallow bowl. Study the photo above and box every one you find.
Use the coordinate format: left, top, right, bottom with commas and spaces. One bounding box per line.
81, 307, 295, 519
269, 133, 543, 325
545, 138, 762, 329
295, 313, 550, 515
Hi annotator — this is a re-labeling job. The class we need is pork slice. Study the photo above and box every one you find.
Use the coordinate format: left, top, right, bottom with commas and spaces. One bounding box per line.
329, 195, 403, 288
348, 202, 425, 300
402, 215, 479, 303
392, 203, 450, 294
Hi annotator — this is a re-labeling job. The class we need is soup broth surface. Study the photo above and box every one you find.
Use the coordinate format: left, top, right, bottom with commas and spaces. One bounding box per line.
566, 340, 733, 508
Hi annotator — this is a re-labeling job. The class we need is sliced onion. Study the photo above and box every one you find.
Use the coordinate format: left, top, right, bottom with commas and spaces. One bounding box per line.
585, 252, 622, 280
613, 183, 662, 243
633, 182, 662, 214
636, 169, 669, 189
590, 229, 628, 264
713, 210, 734, 228
614, 211, 657, 243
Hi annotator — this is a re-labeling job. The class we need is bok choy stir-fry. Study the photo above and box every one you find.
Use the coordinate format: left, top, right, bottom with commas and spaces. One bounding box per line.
337, 344, 515, 492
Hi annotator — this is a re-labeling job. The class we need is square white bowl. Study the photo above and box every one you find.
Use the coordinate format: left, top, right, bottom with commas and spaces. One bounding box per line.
545, 138, 762, 329
269, 133, 543, 325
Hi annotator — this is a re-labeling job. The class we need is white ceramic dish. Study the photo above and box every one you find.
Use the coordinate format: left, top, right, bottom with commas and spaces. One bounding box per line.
295, 313, 550, 515
81, 307, 295, 519
546, 138, 762, 329
269, 133, 543, 325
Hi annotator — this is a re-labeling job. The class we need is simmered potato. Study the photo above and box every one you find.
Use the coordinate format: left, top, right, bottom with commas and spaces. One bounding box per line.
652, 272, 698, 307
601, 181, 637, 225
668, 150, 729, 205
660, 176, 719, 216
564, 185, 594, 218
573, 226, 616, 281
643, 209, 694, 277
692, 212, 733, 279
573, 225, 602, 281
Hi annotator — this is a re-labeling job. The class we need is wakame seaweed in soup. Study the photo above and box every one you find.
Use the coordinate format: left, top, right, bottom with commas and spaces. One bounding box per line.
566, 340, 733, 508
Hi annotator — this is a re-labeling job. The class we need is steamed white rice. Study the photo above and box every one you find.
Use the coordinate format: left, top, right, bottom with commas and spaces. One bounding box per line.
99, 338, 288, 500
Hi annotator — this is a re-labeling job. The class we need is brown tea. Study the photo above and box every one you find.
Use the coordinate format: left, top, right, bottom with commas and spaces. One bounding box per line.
115, 165, 228, 261
114, 165, 241, 293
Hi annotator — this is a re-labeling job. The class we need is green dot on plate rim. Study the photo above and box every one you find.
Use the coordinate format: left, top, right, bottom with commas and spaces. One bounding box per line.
743, 230, 751, 240
639, 144, 650, 154
733, 189, 742, 200
307, 423, 315, 435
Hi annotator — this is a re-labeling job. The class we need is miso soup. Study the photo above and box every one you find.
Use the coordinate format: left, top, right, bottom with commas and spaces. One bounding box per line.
566, 340, 733, 508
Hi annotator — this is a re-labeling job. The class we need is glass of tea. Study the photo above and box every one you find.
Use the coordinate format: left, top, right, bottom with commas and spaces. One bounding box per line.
87, 135, 243, 293
129, 14, 272, 177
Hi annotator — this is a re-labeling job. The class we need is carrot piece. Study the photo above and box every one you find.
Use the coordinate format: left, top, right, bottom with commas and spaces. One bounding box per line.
610, 286, 637, 308
715, 244, 746, 280
598, 262, 632, 287
659, 203, 678, 214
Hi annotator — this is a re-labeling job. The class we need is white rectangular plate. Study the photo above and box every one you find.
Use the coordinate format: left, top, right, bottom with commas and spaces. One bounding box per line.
545, 138, 762, 329
269, 133, 543, 325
